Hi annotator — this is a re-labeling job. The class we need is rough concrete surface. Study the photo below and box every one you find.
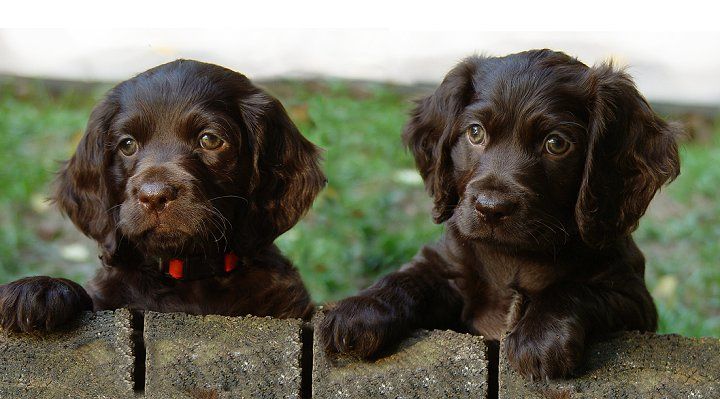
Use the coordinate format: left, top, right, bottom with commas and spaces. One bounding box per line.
499, 331, 720, 399
143, 311, 303, 399
312, 313, 488, 399
0, 309, 135, 399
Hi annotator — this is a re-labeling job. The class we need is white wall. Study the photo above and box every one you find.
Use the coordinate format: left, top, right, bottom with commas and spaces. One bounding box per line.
1, 29, 718, 105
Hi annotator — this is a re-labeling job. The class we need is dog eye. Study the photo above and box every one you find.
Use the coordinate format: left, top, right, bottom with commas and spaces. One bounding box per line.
544, 133, 571, 156
199, 133, 224, 150
119, 138, 138, 156
466, 124, 486, 145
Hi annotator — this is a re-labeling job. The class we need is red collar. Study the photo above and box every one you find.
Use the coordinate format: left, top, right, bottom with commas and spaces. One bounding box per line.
159, 252, 241, 281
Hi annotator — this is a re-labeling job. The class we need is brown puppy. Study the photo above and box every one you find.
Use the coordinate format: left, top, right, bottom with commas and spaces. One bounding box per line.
0, 60, 325, 332
320, 49, 680, 379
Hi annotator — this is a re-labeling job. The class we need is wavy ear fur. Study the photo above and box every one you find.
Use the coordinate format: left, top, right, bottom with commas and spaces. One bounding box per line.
576, 63, 681, 248
402, 57, 479, 223
53, 97, 119, 262
238, 91, 326, 249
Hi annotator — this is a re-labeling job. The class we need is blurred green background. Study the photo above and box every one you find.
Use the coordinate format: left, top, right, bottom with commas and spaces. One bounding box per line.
0, 78, 718, 337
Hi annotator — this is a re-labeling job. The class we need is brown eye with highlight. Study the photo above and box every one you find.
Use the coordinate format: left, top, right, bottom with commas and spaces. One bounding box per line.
199, 133, 224, 150
466, 124, 486, 145
544, 133, 571, 156
119, 138, 138, 156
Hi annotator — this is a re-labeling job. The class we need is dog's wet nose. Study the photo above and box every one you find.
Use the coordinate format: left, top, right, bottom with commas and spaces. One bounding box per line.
137, 182, 178, 212
474, 194, 517, 224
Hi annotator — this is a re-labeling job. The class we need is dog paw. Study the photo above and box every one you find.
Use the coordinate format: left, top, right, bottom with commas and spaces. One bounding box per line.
319, 295, 405, 359
505, 316, 585, 380
0, 276, 93, 333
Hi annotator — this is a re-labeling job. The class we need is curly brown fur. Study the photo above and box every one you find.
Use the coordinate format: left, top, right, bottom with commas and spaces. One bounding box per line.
321, 49, 680, 379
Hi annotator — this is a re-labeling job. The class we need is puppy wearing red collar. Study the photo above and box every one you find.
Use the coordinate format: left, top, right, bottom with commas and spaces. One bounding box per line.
0, 60, 325, 332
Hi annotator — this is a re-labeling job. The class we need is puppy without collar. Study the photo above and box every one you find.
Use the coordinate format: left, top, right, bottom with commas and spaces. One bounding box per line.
321, 49, 680, 379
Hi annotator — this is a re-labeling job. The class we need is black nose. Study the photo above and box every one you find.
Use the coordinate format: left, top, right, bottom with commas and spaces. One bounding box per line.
474, 194, 517, 224
137, 182, 178, 212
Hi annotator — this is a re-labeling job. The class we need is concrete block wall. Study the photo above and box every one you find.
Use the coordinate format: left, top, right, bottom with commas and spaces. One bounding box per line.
143, 312, 303, 398
1, 309, 718, 398
0, 309, 134, 399
311, 314, 488, 398
499, 331, 720, 399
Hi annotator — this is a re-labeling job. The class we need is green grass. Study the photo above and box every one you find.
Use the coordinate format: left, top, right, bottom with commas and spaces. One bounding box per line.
0, 80, 109, 282
0, 77, 717, 337
635, 134, 720, 337
268, 81, 441, 301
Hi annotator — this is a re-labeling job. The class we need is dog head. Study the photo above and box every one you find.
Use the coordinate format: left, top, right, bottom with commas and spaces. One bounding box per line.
404, 50, 680, 250
54, 60, 325, 264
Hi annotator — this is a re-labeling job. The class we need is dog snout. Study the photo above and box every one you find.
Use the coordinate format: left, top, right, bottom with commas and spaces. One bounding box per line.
474, 193, 518, 224
136, 182, 178, 212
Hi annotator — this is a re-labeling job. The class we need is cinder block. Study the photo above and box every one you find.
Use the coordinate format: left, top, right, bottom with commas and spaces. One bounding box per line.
0, 309, 135, 399
499, 331, 720, 399
143, 311, 303, 399
312, 312, 488, 399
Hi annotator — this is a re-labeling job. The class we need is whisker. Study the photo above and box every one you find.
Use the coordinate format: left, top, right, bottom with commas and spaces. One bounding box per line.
208, 195, 249, 204
106, 204, 123, 214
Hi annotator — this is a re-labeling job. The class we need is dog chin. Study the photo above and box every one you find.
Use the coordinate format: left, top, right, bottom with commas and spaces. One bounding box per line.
132, 228, 195, 257
454, 218, 555, 251
465, 226, 518, 246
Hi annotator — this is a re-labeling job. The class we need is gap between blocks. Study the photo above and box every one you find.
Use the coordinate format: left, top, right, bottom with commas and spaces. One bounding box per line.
128, 311, 501, 399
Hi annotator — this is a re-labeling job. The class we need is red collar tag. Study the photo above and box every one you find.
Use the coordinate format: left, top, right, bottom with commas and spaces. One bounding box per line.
168, 259, 185, 279
224, 252, 240, 273
163, 252, 240, 281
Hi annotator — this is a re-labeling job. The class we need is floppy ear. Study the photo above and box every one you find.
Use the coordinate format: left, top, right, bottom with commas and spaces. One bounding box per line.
402, 57, 479, 223
576, 64, 681, 248
53, 97, 120, 262
238, 91, 326, 249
